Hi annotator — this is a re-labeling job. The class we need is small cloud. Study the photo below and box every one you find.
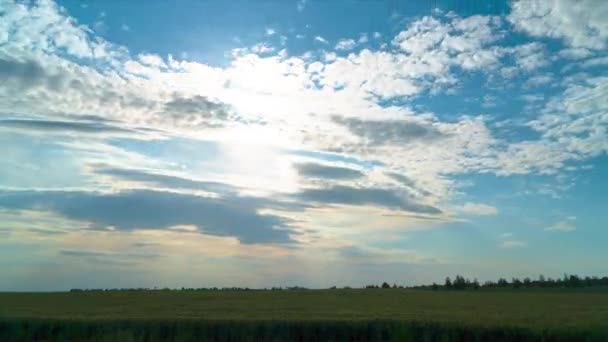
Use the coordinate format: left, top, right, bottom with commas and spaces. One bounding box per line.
521, 94, 544, 102
558, 48, 592, 60
324, 52, 337, 62
335, 38, 356, 51
500, 232, 513, 238
524, 74, 554, 88
458, 202, 498, 216
546, 220, 576, 232
358, 33, 369, 43
265, 28, 276, 36
132, 241, 159, 248
500, 240, 527, 249
481, 94, 497, 108
250, 43, 275, 54
121, 24, 130, 31
138, 53, 166, 68
93, 20, 107, 34
314, 36, 328, 44
373, 32, 382, 39
297, 0, 307, 12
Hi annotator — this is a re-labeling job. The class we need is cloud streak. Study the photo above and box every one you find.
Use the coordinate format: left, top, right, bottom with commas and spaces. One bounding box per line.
297, 185, 441, 214
0, 189, 295, 244
295, 163, 364, 180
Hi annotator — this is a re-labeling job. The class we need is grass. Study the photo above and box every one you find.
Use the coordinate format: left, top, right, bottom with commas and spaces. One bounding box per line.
1, 288, 608, 340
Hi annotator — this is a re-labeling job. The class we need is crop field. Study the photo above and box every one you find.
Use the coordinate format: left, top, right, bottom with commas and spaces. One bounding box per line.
1, 288, 608, 341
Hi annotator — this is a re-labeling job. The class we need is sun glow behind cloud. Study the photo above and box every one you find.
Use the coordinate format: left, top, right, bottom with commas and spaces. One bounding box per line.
0, 0, 607, 289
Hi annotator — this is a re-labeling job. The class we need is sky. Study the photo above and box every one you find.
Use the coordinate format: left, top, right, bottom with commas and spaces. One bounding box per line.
0, 0, 607, 291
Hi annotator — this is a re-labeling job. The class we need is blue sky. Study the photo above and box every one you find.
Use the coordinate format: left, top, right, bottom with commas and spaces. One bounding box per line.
0, 0, 607, 290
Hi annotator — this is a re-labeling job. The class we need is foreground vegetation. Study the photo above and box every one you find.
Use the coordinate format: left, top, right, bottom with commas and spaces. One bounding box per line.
1, 288, 608, 341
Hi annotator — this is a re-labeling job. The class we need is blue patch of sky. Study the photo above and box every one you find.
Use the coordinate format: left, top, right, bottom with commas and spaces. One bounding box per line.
57, 0, 512, 68
109, 137, 220, 171
289, 148, 384, 170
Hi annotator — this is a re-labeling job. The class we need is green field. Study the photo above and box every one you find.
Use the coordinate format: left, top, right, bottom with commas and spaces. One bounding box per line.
1, 289, 608, 341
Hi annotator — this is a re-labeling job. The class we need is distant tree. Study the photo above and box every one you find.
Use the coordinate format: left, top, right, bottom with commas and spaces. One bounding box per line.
497, 278, 508, 287
445, 277, 452, 289
381, 282, 391, 289
523, 277, 531, 287
453, 275, 466, 290
431, 283, 439, 291
512, 278, 522, 289
567, 275, 582, 287
538, 274, 546, 287
472, 279, 480, 290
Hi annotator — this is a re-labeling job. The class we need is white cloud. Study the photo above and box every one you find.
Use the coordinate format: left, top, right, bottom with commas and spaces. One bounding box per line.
509, 0, 608, 50
250, 43, 275, 54
314, 36, 328, 44
558, 48, 592, 60
138, 53, 166, 68
297, 0, 307, 12
546, 218, 577, 232
335, 39, 356, 51
500, 240, 527, 248
524, 74, 553, 87
511, 42, 548, 71
0, 0, 605, 232
581, 56, 608, 68
265, 28, 276, 36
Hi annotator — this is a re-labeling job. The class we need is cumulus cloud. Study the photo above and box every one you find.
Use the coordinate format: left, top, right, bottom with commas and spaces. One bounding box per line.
509, 0, 608, 50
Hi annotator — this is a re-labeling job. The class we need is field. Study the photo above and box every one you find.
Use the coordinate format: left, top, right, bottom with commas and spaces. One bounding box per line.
1, 288, 608, 341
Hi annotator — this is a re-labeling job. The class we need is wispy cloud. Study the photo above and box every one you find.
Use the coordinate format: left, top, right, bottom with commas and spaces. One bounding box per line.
500, 240, 527, 249
546, 219, 577, 232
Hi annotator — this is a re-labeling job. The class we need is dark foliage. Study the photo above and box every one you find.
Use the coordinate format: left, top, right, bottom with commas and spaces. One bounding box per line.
412, 274, 608, 291
0, 319, 603, 342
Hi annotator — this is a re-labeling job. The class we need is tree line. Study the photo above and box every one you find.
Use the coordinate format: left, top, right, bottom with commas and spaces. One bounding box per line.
414, 274, 608, 290
69, 274, 608, 292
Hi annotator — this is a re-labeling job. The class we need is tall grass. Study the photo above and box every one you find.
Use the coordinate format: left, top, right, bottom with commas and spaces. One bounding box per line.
1, 319, 604, 341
